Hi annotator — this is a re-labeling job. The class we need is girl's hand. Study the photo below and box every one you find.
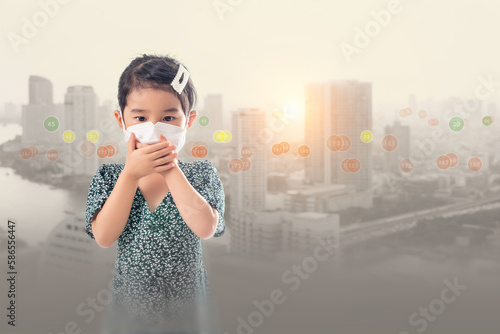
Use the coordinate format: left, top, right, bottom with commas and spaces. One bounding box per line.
135, 134, 178, 168
156, 133, 179, 177
122, 132, 177, 181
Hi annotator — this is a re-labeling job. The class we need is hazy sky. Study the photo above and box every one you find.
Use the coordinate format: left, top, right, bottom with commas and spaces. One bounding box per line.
1, 0, 499, 115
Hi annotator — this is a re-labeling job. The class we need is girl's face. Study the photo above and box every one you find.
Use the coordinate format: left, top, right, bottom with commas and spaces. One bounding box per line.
114, 87, 196, 135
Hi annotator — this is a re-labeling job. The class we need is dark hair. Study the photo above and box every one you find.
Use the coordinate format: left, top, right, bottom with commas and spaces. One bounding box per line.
117, 53, 197, 125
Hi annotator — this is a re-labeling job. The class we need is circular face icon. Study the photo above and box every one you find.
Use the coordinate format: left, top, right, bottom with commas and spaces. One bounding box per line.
104, 140, 119, 155
482, 116, 493, 126
400, 159, 414, 173
280, 141, 290, 154
20, 148, 32, 159
28, 145, 38, 158
46, 149, 58, 161
449, 116, 464, 132
437, 155, 451, 169
80, 141, 96, 157
272, 143, 284, 155
326, 135, 343, 151
347, 159, 361, 173
446, 153, 459, 168
241, 146, 253, 158
229, 158, 243, 173
468, 157, 482, 172
418, 110, 427, 119
298, 145, 310, 157
223, 130, 232, 143
87, 130, 99, 143
339, 135, 351, 152
199, 116, 209, 126
190, 141, 208, 158
44, 116, 59, 132
399, 107, 412, 117
97, 146, 108, 158
241, 157, 251, 171
341, 159, 350, 173
194, 145, 208, 158
213, 130, 225, 143
105, 144, 116, 157
360, 130, 373, 143
381, 135, 398, 152
63, 130, 75, 143
428, 118, 439, 126
191, 146, 199, 158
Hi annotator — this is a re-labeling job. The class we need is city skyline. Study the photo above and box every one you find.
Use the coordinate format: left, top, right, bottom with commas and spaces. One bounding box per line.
4, 72, 499, 177
4, 72, 499, 121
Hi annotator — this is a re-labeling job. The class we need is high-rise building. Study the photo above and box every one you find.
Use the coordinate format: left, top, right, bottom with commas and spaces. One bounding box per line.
22, 75, 63, 145
196, 94, 224, 150
63, 85, 99, 176
305, 80, 373, 192
65, 86, 97, 133
384, 120, 410, 175
229, 108, 267, 257
230, 107, 267, 211
29, 75, 53, 104
204, 93, 224, 128
180, 94, 225, 162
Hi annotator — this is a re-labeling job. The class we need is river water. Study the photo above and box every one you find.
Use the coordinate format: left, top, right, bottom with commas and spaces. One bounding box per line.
0, 122, 87, 247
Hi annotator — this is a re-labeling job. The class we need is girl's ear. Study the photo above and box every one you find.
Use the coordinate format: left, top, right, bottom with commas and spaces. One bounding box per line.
187, 110, 197, 129
113, 110, 125, 129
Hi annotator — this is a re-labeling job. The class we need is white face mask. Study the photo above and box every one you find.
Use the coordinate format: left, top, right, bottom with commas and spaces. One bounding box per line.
121, 110, 190, 153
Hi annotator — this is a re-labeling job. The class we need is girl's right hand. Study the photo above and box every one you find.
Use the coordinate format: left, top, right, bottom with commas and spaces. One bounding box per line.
122, 132, 176, 181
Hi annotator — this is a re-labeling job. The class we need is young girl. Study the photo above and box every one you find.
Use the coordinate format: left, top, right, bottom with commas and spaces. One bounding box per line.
85, 54, 225, 334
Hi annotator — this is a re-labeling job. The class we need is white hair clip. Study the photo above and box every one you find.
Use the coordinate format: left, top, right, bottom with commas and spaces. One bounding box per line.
171, 64, 190, 94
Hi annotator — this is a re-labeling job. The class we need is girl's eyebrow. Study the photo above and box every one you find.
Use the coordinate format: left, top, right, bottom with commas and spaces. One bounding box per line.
130, 108, 180, 113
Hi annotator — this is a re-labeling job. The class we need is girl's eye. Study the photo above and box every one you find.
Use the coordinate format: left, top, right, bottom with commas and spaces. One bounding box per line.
134, 116, 174, 122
